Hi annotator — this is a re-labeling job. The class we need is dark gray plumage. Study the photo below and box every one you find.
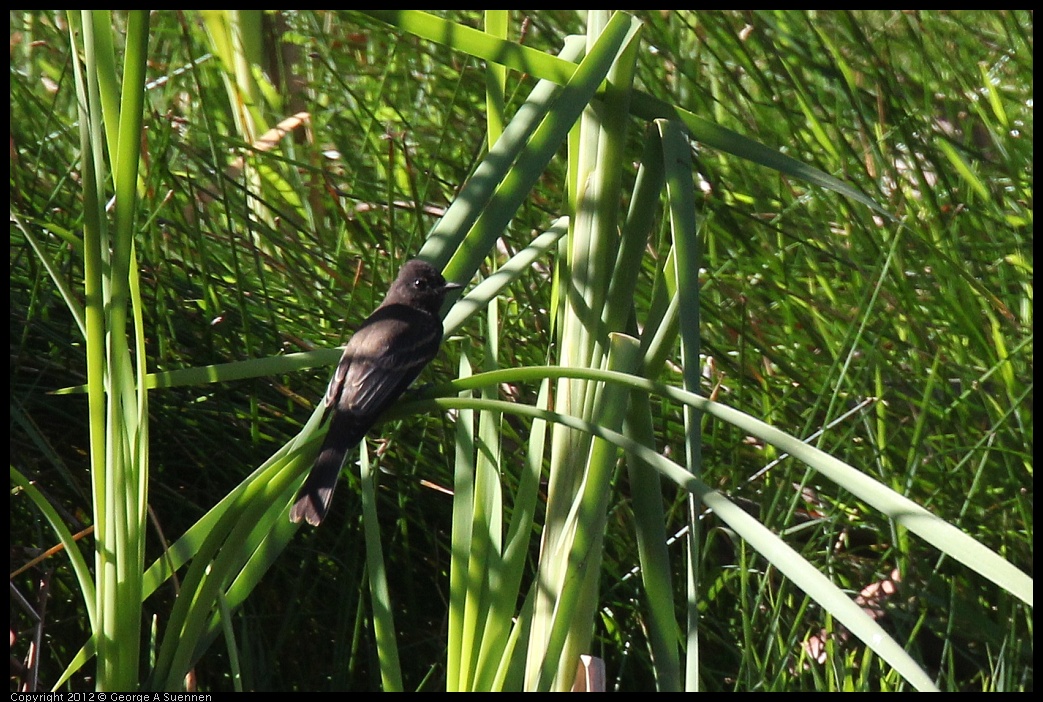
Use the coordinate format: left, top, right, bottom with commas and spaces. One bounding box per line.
290, 259, 461, 526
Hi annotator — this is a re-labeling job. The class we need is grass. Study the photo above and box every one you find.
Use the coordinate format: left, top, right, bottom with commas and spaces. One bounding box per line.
10, 10, 1032, 692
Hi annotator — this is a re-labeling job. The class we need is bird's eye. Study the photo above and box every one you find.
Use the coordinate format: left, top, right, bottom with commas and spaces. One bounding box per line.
413, 278, 426, 289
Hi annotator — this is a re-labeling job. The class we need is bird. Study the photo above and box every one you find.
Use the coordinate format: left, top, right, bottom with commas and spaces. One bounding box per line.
290, 259, 462, 526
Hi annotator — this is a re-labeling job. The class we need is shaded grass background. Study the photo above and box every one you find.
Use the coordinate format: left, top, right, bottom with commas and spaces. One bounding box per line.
10, 10, 1031, 691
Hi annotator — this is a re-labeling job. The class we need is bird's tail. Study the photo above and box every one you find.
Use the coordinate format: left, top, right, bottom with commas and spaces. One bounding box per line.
289, 413, 363, 525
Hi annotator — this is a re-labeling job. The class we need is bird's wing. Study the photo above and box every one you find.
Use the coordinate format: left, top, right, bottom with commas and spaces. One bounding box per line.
320, 347, 352, 424
331, 305, 442, 419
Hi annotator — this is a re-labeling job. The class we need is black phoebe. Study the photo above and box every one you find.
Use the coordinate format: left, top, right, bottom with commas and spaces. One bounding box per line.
290, 259, 462, 526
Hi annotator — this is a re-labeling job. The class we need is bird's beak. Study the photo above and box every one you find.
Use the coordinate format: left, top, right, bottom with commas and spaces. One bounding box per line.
444, 281, 464, 292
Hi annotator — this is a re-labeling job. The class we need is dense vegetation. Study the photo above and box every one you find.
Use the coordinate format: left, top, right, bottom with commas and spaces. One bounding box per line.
10, 10, 1032, 692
